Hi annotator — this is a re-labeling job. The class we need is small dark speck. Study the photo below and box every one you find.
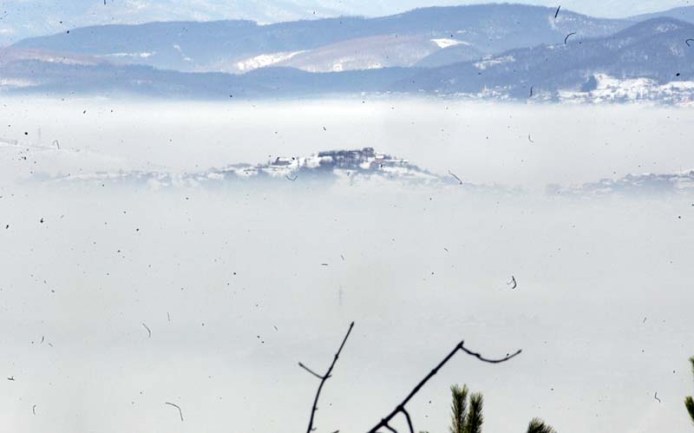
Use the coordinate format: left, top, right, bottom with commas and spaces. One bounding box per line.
40, 218, 44, 224
564, 32, 577, 44
142, 322, 152, 338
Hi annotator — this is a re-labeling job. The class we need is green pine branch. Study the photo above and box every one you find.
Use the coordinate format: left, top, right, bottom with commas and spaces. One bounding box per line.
686, 397, 694, 423
450, 385, 469, 433
463, 393, 483, 433
526, 418, 557, 433
449, 384, 555, 433
687, 357, 694, 424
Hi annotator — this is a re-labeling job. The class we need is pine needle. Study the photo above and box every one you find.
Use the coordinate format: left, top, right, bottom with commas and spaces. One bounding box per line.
686, 396, 694, 423
450, 385, 468, 433
527, 418, 557, 433
464, 393, 483, 433
687, 356, 694, 423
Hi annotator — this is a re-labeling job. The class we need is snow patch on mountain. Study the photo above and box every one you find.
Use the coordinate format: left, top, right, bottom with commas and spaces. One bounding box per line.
559, 73, 694, 104
42, 147, 468, 189
0, 78, 36, 88
431, 38, 466, 49
548, 170, 694, 196
474, 55, 515, 70
101, 51, 156, 60
172, 44, 193, 62
235, 51, 305, 73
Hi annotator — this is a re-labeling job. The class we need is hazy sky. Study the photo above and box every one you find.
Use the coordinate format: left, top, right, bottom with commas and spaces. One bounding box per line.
0, 0, 691, 44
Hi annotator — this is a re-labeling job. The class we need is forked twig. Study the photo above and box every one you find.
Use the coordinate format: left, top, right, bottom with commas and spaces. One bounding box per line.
384, 424, 398, 433
402, 408, 415, 433
366, 341, 521, 433
299, 362, 327, 380
302, 322, 355, 433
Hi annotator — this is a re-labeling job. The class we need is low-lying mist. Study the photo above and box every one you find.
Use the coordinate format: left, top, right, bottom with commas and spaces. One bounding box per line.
1, 97, 693, 189
0, 97, 693, 433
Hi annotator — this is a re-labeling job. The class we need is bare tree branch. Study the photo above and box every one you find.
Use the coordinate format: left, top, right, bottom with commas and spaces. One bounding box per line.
385, 423, 399, 433
458, 344, 522, 364
299, 362, 327, 380
302, 321, 355, 433
402, 408, 415, 433
366, 341, 521, 433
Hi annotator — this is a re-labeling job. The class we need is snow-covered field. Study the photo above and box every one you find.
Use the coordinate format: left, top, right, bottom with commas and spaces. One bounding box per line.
0, 98, 693, 433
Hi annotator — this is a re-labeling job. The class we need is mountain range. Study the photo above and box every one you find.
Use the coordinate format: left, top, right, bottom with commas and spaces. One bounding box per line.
1, 4, 694, 102
11, 5, 628, 73
0, 1, 688, 46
